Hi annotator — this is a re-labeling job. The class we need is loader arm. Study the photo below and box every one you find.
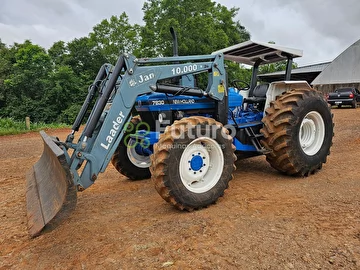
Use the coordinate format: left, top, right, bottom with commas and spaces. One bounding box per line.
26, 52, 227, 236
71, 53, 226, 189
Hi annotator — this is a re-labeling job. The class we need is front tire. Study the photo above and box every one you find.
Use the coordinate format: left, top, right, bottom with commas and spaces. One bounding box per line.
151, 116, 236, 210
261, 89, 333, 176
111, 116, 151, 180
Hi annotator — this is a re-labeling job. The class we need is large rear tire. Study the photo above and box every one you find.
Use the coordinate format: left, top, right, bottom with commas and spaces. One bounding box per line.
261, 89, 333, 176
151, 116, 236, 210
111, 116, 151, 180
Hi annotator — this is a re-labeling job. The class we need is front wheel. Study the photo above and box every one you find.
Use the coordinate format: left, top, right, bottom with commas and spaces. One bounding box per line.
151, 116, 236, 210
261, 89, 334, 176
111, 116, 151, 180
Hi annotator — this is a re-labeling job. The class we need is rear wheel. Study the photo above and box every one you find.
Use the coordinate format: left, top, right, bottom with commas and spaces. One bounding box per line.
261, 89, 333, 176
111, 116, 151, 180
151, 116, 236, 210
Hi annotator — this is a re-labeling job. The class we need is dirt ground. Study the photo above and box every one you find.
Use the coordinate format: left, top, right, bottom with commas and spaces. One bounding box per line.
1, 108, 360, 270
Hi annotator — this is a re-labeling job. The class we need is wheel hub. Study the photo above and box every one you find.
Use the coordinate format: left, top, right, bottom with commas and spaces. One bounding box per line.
179, 137, 223, 193
182, 144, 210, 181
127, 139, 151, 168
299, 111, 325, 156
300, 118, 316, 149
189, 154, 204, 171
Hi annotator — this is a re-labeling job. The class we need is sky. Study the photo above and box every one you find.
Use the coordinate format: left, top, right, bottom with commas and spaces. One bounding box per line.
1, 0, 359, 66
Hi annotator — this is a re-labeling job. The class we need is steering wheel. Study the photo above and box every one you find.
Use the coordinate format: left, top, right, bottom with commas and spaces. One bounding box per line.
230, 80, 250, 90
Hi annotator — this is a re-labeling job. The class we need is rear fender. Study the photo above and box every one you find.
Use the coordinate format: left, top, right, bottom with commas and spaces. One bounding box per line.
265, 81, 312, 112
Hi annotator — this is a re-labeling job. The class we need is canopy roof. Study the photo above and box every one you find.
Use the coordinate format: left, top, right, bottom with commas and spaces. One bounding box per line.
212, 40, 303, 66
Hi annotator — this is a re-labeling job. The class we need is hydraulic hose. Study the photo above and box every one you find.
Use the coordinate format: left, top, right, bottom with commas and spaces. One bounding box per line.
71, 65, 106, 132
83, 55, 125, 138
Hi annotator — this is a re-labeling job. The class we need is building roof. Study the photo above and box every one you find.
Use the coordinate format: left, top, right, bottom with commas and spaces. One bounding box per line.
212, 40, 303, 66
312, 39, 360, 85
258, 62, 331, 83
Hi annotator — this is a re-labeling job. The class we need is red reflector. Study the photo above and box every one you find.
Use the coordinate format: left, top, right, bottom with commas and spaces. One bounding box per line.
349, 93, 354, 98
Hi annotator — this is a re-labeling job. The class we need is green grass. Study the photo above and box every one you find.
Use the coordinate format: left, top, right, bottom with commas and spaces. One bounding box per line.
0, 118, 69, 136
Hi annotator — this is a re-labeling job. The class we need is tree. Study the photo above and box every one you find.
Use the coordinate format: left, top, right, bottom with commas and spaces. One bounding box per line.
1, 40, 85, 123
2, 41, 53, 122
226, 62, 252, 87
141, 0, 250, 57
0, 41, 15, 114
0, 6, 253, 123
64, 37, 107, 81
48, 41, 68, 67
89, 13, 142, 63
258, 61, 298, 75
45, 65, 84, 122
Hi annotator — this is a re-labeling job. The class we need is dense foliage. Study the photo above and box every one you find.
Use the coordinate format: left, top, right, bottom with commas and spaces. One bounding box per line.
0, 1, 253, 124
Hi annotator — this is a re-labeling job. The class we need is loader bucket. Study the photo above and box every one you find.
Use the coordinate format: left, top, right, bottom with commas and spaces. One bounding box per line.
26, 130, 77, 237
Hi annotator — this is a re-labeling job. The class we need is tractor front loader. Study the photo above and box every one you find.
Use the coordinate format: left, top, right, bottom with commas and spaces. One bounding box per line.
26, 37, 334, 237
26, 52, 231, 237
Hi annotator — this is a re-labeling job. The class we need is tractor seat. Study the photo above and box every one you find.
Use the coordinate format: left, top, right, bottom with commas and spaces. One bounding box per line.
244, 84, 269, 104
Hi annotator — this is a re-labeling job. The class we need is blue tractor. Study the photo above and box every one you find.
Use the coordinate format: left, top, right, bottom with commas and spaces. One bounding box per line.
26, 35, 333, 237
